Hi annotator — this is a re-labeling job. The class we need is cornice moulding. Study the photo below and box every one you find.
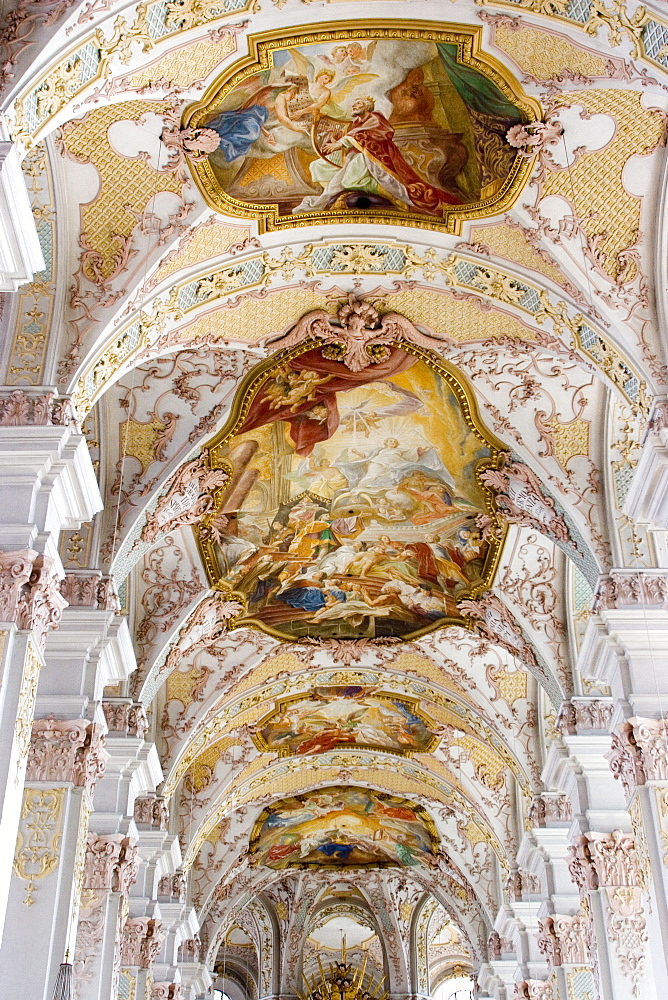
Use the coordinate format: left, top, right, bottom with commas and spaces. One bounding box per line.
0, 139, 43, 292
98, 617, 137, 686
624, 431, 668, 527
0, 427, 102, 531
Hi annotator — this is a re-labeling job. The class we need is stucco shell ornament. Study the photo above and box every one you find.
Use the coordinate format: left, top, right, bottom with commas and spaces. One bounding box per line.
194, 301, 510, 642
177, 21, 543, 234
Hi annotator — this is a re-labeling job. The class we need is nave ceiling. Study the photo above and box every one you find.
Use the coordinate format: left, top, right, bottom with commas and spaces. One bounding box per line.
2, 0, 668, 997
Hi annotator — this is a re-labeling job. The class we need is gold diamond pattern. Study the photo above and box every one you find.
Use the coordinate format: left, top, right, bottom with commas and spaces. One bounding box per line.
60, 100, 181, 283
541, 89, 665, 280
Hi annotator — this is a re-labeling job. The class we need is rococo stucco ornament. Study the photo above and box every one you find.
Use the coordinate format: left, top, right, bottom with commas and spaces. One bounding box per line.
264, 294, 455, 373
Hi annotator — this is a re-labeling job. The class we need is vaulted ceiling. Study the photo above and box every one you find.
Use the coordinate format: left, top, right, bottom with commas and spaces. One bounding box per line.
2, 0, 667, 995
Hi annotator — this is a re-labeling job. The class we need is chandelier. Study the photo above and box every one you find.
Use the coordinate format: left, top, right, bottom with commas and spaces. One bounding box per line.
299, 938, 387, 1000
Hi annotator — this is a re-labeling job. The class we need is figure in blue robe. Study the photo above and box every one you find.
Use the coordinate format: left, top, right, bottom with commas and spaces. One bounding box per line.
317, 843, 355, 860
278, 586, 346, 612
206, 106, 269, 162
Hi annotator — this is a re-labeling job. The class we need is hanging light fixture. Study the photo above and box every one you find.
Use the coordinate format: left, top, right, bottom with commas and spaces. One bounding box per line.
50, 953, 73, 1000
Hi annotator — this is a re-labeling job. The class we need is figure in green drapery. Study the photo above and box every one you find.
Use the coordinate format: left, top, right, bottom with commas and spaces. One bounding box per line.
436, 43, 524, 123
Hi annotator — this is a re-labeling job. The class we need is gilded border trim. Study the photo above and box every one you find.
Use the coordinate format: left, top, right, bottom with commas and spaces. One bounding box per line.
183, 19, 543, 235
194, 340, 509, 643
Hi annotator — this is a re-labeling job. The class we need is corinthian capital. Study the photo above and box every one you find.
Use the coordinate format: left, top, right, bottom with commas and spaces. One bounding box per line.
557, 698, 613, 734
608, 718, 668, 799
60, 572, 120, 611
0, 549, 70, 650
0, 390, 76, 427
152, 985, 182, 1000
514, 979, 554, 999
134, 794, 169, 830
102, 699, 148, 739
17, 555, 68, 650
121, 917, 164, 969
568, 830, 640, 891
596, 571, 668, 610
0, 548, 36, 624
83, 833, 138, 893
27, 717, 108, 792
0, 548, 67, 648
537, 912, 591, 967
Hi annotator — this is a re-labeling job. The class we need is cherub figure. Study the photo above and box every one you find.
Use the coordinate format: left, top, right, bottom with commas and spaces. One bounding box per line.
288, 48, 378, 122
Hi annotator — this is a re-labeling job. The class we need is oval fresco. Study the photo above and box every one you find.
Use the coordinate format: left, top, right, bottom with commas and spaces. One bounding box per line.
184, 22, 540, 233
253, 687, 439, 756
196, 343, 506, 641
250, 787, 438, 869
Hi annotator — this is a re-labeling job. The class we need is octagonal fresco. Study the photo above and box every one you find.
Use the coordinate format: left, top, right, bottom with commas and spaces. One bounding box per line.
196, 342, 507, 641
253, 687, 440, 756
184, 22, 540, 232
250, 787, 438, 868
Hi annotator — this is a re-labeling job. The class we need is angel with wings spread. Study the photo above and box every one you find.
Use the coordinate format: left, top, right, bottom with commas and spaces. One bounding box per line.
201, 54, 378, 165
287, 52, 379, 123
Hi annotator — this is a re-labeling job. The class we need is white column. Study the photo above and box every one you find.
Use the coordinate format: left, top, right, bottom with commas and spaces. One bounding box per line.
0, 716, 107, 1000
0, 399, 101, 948
567, 592, 668, 998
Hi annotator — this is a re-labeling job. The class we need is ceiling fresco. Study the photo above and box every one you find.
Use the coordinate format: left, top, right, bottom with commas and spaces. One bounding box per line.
249, 787, 438, 869
184, 22, 540, 231
4, 0, 668, 996
196, 341, 506, 640
252, 687, 440, 756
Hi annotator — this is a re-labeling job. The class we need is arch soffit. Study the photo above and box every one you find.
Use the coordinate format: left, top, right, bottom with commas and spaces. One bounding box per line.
68, 245, 651, 419
179, 759, 515, 897
158, 645, 540, 798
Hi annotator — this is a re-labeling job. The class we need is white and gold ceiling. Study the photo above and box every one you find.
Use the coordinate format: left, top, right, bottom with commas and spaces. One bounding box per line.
1, 0, 667, 994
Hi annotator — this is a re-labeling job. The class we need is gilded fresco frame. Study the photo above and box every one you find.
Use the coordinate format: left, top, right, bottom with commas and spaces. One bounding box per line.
194, 339, 509, 642
251, 689, 441, 757
248, 785, 440, 870
183, 20, 543, 235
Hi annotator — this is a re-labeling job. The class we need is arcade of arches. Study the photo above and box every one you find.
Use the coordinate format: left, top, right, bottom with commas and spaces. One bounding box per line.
4, 2, 668, 999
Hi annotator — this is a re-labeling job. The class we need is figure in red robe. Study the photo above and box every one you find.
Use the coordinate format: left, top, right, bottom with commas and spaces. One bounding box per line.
294, 96, 464, 216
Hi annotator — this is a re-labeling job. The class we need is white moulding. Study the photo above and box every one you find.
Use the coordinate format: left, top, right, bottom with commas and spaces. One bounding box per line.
0, 137, 44, 292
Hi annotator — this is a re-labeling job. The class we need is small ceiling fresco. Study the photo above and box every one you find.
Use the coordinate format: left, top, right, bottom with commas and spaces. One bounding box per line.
196, 339, 506, 641
252, 687, 440, 756
183, 22, 540, 232
250, 787, 438, 869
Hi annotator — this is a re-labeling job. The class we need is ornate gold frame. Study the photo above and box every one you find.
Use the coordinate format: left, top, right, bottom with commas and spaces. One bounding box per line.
251, 689, 441, 757
194, 339, 509, 643
183, 20, 542, 235
248, 784, 440, 869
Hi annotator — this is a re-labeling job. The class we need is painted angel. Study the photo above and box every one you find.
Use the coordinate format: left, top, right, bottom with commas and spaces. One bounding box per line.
317, 41, 378, 77
289, 65, 380, 123
200, 72, 315, 163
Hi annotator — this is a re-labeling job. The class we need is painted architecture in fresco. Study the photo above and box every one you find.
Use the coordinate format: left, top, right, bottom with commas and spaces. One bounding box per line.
254, 687, 439, 756
185, 25, 537, 229
250, 787, 437, 869
198, 346, 503, 640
